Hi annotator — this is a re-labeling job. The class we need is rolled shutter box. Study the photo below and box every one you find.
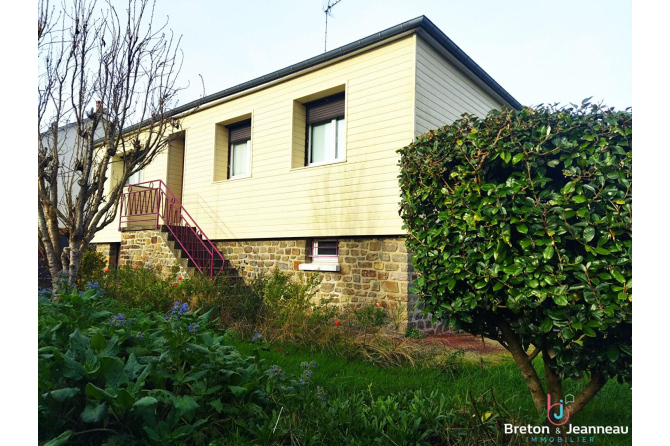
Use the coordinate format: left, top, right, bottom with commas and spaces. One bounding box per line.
228, 119, 251, 143
306, 93, 345, 124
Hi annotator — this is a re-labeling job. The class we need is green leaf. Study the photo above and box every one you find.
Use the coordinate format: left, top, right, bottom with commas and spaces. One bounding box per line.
512, 153, 524, 165
583, 227, 595, 242
81, 402, 107, 423
228, 385, 248, 398
539, 318, 553, 333
552, 295, 568, 306
607, 346, 620, 362
572, 195, 587, 203
561, 182, 576, 195
174, 395, 200, 419
516, 224, 528, 234
100, 356, 128, 391
61, 355, 85, 380
144, 427, 161, 442
501, 152, 511, 164
543, 245, 555, 260
124, 353, 144, 381
582, 326, 596, 337
133, 396, 158, 408
210, 399, 224, 413
69, 329, 90, 355
91, 332, 106, 353
47, 387, 80, 402
44, 431, 73, 446
116, 388, 136, 412
503, 265, 522, 276
85, 383, 117, 401
611, 269, 625, 283
447, 279, 456, 291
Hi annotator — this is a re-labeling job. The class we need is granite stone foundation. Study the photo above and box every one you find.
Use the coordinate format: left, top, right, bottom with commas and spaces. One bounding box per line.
96, 234, 447, 333
117, 230, 188, 278
216, 237, 446, 333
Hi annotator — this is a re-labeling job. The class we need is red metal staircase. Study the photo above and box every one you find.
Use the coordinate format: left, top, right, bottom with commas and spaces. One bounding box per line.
119, 180, 225, 277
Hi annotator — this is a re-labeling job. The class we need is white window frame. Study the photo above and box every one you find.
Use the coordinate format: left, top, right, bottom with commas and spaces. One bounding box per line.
229, 139, 251, 179
307, 117, 345, 166
299, 239, 341, 272
126, 168, 143, 185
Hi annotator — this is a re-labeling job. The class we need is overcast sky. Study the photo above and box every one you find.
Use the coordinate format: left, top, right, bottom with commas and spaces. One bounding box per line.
137, 0, 632, 110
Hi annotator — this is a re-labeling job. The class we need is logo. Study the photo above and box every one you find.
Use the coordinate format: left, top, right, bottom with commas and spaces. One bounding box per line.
546, 394, 570, 426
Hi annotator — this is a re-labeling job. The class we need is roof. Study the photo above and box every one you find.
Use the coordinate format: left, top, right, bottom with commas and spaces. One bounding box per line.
122, 15, 521, 135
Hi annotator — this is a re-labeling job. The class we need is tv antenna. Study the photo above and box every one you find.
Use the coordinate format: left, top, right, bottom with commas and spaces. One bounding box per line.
324, 0, 343, 52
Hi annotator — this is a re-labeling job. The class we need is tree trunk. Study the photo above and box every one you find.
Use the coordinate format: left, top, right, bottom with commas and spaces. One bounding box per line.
68, 246, 82, 287
567, 372, 606, 418
543, 352, 567, 425
497, 321, 546, 412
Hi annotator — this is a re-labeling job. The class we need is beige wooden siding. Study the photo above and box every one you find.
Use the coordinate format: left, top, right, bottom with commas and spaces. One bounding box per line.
414, 37, 503, 136
93, 147, 171, 243
166, 137, 185, 201
171, 35, 416, 240
94, 32, 511, 244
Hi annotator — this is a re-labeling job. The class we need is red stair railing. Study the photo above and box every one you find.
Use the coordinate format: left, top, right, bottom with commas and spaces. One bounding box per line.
119, 180, 225, 277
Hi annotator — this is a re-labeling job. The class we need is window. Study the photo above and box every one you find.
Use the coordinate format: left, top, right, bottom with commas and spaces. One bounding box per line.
312, 239, 338, 260
305, 93, 345, 165
126, 168, 143, 185
299, 239, 340, 272
228, 119, 251, 178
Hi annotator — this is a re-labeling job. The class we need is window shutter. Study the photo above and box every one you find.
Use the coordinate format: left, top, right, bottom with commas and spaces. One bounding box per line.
306, 93, 345, 124
228, 119, 251, 143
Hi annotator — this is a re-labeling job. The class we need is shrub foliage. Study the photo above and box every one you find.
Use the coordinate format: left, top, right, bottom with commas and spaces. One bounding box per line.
398, 101, 632, 417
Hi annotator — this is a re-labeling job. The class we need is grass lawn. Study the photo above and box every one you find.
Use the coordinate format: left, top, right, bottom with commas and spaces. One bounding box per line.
230, 339, 632, 445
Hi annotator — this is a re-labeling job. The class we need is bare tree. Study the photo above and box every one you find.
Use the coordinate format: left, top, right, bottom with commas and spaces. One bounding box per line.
38, 0, 186, 290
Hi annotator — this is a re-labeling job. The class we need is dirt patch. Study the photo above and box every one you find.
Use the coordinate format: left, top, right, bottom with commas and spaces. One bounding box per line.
397, 333, 510, 366
412, 333, 506, 355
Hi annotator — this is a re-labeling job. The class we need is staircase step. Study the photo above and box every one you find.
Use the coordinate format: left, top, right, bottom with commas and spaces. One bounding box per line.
187, 258, 224, 268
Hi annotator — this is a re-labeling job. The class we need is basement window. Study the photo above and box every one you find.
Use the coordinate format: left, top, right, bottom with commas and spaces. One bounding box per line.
299, 239, 340, 272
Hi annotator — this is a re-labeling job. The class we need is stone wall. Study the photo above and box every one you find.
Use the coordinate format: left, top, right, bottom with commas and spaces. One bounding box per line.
215, 236, 445, 331
95, 243, 119, 269
117, 230, 188, 278
97, 234, 447, 333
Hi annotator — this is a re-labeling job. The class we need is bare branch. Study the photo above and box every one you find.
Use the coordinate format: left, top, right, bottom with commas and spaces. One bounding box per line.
38, 0, 187, 287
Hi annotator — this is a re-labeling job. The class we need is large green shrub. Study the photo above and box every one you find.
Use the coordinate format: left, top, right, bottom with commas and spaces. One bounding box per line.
398, 101, 632, 419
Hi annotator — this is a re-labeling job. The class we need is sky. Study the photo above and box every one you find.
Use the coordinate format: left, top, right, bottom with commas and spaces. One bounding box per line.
137, 0, 632, 111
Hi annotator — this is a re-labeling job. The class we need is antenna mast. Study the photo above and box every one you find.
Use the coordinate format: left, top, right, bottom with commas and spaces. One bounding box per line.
324, 0, 343, 53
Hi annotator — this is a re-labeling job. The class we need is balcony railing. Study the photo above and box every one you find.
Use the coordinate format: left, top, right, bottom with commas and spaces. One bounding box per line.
119, 180, 225, 277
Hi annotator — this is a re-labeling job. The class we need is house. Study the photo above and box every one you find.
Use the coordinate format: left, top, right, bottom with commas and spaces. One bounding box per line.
92, 16, 521, 332
39, 118, 106, 287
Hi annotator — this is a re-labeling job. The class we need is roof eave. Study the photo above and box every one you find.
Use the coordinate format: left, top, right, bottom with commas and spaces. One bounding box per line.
113, 15, 522, 140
